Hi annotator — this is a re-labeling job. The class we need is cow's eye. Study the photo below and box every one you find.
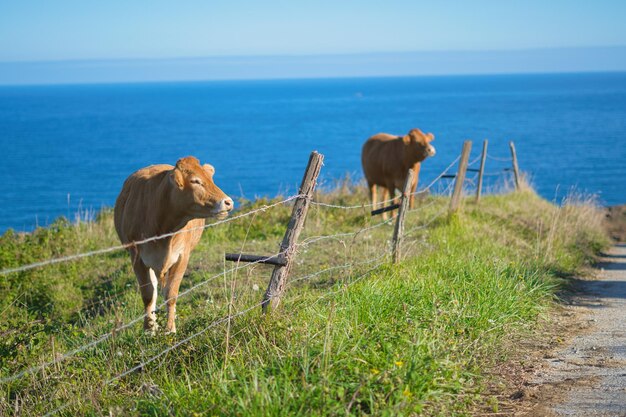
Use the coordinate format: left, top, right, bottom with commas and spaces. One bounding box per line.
190, 178, 203, 186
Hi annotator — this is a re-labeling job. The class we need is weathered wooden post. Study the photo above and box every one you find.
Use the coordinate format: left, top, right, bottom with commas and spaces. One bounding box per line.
391, 169, 414, 264
449, 140, 472, 213
475, 139, 488, 203
261, 151, 324, 313
509, 141, 520, 190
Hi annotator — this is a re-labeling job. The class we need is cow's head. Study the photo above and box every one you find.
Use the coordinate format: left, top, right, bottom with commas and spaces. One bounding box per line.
169, 156, 234, 219
405, 128, 436, 160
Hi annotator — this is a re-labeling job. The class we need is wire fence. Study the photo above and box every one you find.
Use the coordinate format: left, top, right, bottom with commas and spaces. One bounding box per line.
0, 195, 303, 276
42, 250, 392, 417
486, 153, 513, 162
0, 139, 521, 416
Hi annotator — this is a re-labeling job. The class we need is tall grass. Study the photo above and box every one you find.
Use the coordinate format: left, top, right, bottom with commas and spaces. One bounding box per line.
0, 183, 608, 416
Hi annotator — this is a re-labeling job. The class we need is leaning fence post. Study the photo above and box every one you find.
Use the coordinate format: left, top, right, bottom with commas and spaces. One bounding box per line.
392, 169, 414, 264
509, 141, 520, 190
475, 139, 488, 203
262, 151, 324, 313
449, 140, 472, 214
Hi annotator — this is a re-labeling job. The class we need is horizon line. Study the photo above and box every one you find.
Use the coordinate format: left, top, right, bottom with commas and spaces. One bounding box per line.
2, 69, 625, 89
2, 46, 626, 87
2, 44, 626, 65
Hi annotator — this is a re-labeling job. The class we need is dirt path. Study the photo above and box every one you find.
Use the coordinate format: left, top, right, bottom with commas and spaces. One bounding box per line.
529, 244, 626, 416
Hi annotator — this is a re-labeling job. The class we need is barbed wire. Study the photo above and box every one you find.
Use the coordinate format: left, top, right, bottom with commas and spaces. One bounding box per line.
465, 174, 479, 187
0, 194, 302, 276
5, 208, 397, 386
42, 249, 392, 417
482, 170, 508, 177
486, 153, 512, 162
403, 205, 450, 237
0, 155, 461, 384
4, 143, 522, 415
108, 250, 390, 384
0, 248, 287, 385
311, 197, 394, 210
310, 153, 462, 212
298, 217, 393, 247
467, 154, 482, 167
409, 154, 461, 196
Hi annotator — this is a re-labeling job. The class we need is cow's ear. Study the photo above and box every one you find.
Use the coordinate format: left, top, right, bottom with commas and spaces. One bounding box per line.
169, 168, 185, 190
203, 164, 215, 177
407, 128, 422, 143
427, 133, 435, 142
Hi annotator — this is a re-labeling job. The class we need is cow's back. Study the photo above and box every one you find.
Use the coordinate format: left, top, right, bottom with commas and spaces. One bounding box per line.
114, 164, 172, 244
361, 134, 404, 186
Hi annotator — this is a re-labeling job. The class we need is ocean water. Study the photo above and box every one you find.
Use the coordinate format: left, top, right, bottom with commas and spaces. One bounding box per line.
0, 72, 625, 233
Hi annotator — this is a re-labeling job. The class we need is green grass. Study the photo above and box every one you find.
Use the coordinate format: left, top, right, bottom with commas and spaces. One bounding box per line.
0, 183, 609, 416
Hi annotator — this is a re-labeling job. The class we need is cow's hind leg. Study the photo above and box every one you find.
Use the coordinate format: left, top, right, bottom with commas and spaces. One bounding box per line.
131, 252, 159, 333
162, 254, 190, 334
368, 182, 377, 209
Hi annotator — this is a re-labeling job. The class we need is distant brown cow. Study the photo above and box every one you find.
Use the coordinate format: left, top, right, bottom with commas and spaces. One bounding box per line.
361, 128, 436, 218
114, 156, 233, 334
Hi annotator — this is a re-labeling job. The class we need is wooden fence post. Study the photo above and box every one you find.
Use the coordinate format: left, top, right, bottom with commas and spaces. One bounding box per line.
262, 151, 324, 313
449, 140, 472, 213
392, 169, 414, 264
475, 139, 488, 203
509, 141, 520, 190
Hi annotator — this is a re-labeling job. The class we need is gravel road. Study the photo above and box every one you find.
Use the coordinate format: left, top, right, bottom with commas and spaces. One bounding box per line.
531, 244, 626, 416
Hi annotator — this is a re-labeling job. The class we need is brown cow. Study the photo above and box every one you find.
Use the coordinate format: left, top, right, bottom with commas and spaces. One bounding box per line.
361, 128, 436, 218
114, 156, 233, 334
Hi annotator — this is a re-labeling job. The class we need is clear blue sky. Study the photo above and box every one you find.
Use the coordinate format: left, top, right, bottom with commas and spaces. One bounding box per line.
1, 0, 625, 62
1, 1, 625, 84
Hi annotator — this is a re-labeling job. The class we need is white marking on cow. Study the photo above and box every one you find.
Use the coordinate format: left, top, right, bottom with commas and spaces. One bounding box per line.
147, 269, 159, 327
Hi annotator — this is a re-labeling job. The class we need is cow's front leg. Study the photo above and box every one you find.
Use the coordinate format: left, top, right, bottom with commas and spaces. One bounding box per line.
162, 254, 190, 334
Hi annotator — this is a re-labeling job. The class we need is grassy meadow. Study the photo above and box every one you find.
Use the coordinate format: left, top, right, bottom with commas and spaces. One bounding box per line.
0, 181, 609, 416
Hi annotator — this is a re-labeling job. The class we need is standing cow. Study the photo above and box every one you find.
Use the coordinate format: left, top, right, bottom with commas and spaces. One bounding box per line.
361, 128, 436, 218
114, 156, 233, 334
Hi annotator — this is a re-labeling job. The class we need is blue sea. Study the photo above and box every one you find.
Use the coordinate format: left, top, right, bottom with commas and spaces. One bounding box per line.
1, 72, 625, 233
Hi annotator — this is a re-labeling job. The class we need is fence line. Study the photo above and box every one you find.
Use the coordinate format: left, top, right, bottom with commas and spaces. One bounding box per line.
4, 141, 521, 414
404, 205, 450, 236
2, 153, 467, 278
486, 153, 513, 162
108, 250, 390, 385
6, 150, 450, 384
467, 154, 482, 167
298, 217, 394, 247
310, 153, 461, 211
409, 154, 462, 196
482, 170, 508, 177
3, 148, 512, 279
311, 198, 394, 210
0, 194, 303, 276
407, 179, 456, 209
0, 248, 289, 385
43, 249, 392, 417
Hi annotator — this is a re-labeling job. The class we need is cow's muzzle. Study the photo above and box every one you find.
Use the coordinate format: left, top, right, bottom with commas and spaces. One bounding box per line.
213, 197, 234, 219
